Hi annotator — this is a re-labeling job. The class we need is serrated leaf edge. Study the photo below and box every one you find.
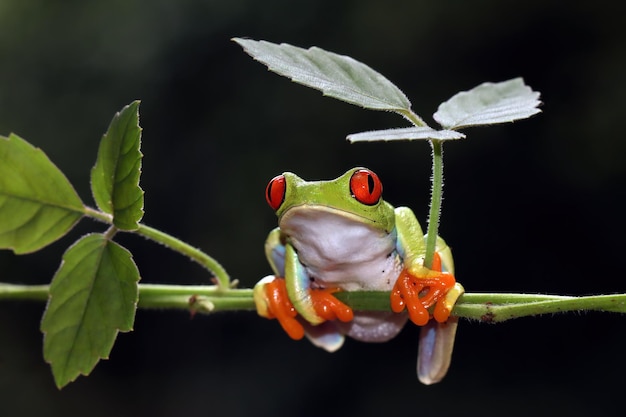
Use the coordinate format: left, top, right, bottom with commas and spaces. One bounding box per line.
234, 38, 412, 112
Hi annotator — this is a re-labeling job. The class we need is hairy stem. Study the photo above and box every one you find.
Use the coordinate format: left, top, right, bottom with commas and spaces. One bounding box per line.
396, 109, 444, 269
138, 284, 255, 311
135, 225, 231, 289
424, 139, 444, 268
84, 207, 231, 289
399, 109, 428, 127
2, 282, 625, 322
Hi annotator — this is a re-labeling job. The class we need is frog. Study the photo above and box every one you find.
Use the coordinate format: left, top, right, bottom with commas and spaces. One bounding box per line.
253, 167, 464, 384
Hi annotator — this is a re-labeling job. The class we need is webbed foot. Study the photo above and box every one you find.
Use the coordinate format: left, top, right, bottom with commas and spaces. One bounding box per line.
254, 276, 304, 339
309, 288, 354, 322
390, 252, 463, 326
254, 277, 354, 340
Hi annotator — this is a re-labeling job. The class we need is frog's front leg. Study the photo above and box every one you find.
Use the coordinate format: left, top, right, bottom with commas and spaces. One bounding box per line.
391, 207, 463, 326
282, 243, 353, 325
254, 275, 304, 339
254, 230, 353, 345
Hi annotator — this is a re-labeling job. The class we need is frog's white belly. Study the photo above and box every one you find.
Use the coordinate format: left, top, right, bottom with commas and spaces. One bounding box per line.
281, 208, 403, 292
280, 207, 410, 343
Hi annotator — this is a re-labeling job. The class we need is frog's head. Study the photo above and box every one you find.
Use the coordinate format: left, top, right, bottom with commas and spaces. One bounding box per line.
265, 167, 395, 231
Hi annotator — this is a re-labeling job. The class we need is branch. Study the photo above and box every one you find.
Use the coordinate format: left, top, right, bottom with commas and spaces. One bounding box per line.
2, 282, 624, 322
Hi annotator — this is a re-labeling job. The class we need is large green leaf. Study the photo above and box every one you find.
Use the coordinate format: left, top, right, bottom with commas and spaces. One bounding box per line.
347, 126, 466, 143
234, 38, 412, 113
41, 233, 140, 388
91, 101, 144, 230
0, 133, 84, 254
433, 78, 542, 130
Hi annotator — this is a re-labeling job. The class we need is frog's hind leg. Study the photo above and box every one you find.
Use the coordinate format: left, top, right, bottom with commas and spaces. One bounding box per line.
417, 316, 459, 385
303, 320, 345, 352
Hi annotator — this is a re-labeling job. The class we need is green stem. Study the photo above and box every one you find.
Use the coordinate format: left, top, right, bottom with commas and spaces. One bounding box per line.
424, 139, 444, 268
3, 282, 625, 322
138, 284, 255, 311
335, 291, 626, 321
0, 284, 50, 301
84, 207, 230, 289
135, 225, 230, 289
399, 109, 428, 127
0, 283, 254, 311
84, 206, 113, 223
453, 293, 626, 322
396, 110, 444, 269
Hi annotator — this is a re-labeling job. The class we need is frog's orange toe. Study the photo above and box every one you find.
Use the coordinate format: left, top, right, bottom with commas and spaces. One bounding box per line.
432, 297, 453, 323
391, 270, 430, 326
391, 253, 457, 326
263, 278, 305, 340
311, 289, 354, 322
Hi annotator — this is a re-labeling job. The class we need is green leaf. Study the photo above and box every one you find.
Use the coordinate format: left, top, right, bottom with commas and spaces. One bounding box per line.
433, 78, 541, 130
91, 101, 144, 230
347, 127, 465, 143
41, 233, 140, 388
0, 133, 84, 254
234, 38, 412, 113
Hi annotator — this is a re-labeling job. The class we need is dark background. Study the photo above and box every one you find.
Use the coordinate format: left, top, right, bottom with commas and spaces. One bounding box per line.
1, 1, 625, 416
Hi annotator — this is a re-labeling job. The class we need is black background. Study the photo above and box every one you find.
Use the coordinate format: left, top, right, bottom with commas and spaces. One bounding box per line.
1, 1, 625, 416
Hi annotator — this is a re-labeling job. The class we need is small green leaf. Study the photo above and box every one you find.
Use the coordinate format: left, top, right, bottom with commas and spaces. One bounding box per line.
91, 101, 144, 230
0, 133, 84, 254
41, 233, 140, 388
234, 38, 412, 113
433, 78, 542, 130
347, 127, 465, 143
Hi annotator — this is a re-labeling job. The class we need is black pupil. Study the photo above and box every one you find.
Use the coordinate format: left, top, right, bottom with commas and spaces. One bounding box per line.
267, 181, 275, 202
266, 181, 274, 201
367, 174, 375, 194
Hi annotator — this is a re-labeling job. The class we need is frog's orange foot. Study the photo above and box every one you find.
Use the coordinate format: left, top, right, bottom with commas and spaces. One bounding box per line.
390, 253, 457, 326
310, 288, 354, 322
256, 277, 305, 340
254, 278, 354, 340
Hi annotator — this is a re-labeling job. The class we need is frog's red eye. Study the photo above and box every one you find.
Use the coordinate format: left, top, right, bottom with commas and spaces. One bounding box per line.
266, 175, 286, 210
350, 169, 382, 205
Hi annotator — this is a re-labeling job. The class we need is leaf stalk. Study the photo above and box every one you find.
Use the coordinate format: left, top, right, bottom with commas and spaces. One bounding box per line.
83, 207, 231, 289
424, 139, 444, 268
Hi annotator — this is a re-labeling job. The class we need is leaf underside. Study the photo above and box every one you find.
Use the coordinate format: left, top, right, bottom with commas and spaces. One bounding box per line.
0, 133, 84, 254
91, 101, 144, 230
433, 78, 542, 130
347, 126, 466, 143
41, 233, 140, 388
234, 38, 412, 113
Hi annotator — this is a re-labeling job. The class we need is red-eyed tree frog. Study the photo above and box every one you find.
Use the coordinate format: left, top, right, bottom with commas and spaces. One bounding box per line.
254, 167, 465, 384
